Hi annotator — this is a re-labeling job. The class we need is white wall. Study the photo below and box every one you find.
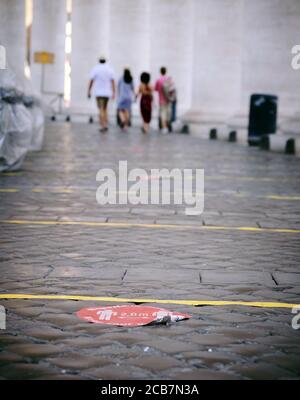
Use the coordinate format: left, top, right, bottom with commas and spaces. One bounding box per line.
150, 0, 194, 112
2, 0, 299, 119
241, 0, 300, 117
71, 0, 110, 112
70, 0, 194, 114
109, 0, 150, 85
0, 0, 26, 83
191, 0, 242, 116
31, 0, 66, 96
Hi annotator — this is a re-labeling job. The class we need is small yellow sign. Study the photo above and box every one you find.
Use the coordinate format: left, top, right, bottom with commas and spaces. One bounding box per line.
34, 51, 55, 64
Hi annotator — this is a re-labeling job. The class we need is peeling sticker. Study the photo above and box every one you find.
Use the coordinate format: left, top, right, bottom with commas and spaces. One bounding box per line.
76, 305, 191, 326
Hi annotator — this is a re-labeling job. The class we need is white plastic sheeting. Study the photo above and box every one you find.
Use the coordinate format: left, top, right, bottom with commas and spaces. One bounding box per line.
29, 106, 44, 151
0, 70, 45, 171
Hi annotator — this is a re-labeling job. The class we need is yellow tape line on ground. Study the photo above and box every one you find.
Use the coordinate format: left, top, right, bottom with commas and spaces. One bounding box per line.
1, 188, 300, 202
0, 293, 299, 309
31, 188, 74, 193
265, 195, 300, 201
0, 172, 23, 176
2, 187, 300, 203
0, 219, 299, 234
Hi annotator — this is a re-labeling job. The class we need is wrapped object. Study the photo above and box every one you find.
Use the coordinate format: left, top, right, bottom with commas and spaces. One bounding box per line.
29, 104, 45, 151
0, 92, 33, 171
0, 69, 45, 171
23, 95, 45, 151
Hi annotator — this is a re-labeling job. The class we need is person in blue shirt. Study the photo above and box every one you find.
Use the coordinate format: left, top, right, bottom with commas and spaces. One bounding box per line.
117, 69, 135, 131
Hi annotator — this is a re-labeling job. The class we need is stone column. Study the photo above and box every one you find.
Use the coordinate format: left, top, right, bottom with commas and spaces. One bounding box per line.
241, 0, 300, 117
0, 0, 26, 83
31, 0, 66, 97
109, 0, 150, 90
150, 0, 194, 113
190, 0, 242, 117
70, 0, 110, 113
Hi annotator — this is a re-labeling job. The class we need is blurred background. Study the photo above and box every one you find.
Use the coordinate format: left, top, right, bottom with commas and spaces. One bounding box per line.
0, 0, 299, 131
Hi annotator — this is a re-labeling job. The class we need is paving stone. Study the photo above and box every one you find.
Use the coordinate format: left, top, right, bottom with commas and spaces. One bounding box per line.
131, 208, 176, 216
182, 350, 240, 367
36, 313, 78, 326
201, 271, 274, 286
273, 272, 300, 285
188, 333, 236, 347
261, 354, 300, 374
124, 267, 200, 283
230, 363, 298, 380
229, 344, 287, 357
36, 373, 87, 380
84, 364, 150, 380
22, 326, 72, 341
135, 337, 199, 354
256, 335, 300, 347
47, 353, 111, 370
56, 336, 118, 349
0, 122, 300, 379
0, 351, 24, 365
5, 343, 65, 358
208, 312, 257, 323
128, 355, 182, 372
0, 363, 58, 379
211, 327, 267, 340
169, 368, 240, 380
0, 334, 31, 347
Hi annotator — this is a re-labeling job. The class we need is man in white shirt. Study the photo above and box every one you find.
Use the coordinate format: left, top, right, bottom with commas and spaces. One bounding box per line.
88, 57, 116, 133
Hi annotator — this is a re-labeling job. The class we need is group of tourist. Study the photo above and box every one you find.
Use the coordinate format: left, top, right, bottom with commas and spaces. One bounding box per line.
87, 57, 177, 134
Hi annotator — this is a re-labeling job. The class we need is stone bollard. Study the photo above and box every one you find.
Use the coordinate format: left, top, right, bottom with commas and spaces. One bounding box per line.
181, 124, 190, 134
261, 135, 296, 154
209, 128, 217, 140
260, 135, 270, 150
270, 136, 292, 153
293, 138, 300, 155
228, 130, 237, 142
171, 121, 190, 134
286, 138, 295, 155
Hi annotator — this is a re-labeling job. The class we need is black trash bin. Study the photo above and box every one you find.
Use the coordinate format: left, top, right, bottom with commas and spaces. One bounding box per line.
248, 94, 278, 146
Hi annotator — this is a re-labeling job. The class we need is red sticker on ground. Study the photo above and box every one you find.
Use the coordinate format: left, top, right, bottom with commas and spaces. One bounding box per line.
76, 305, 191, 326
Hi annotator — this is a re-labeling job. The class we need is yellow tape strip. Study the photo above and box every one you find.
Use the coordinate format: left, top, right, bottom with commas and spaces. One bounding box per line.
0, 293, 298, 309
1, 188, 300, 202
0, 172, 23, 176
31, 188, 74, 193
0, 219, 299, 234
265, 195, 300, 201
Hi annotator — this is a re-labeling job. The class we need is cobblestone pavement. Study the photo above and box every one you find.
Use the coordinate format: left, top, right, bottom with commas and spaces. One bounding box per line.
0, 122, 300, 380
